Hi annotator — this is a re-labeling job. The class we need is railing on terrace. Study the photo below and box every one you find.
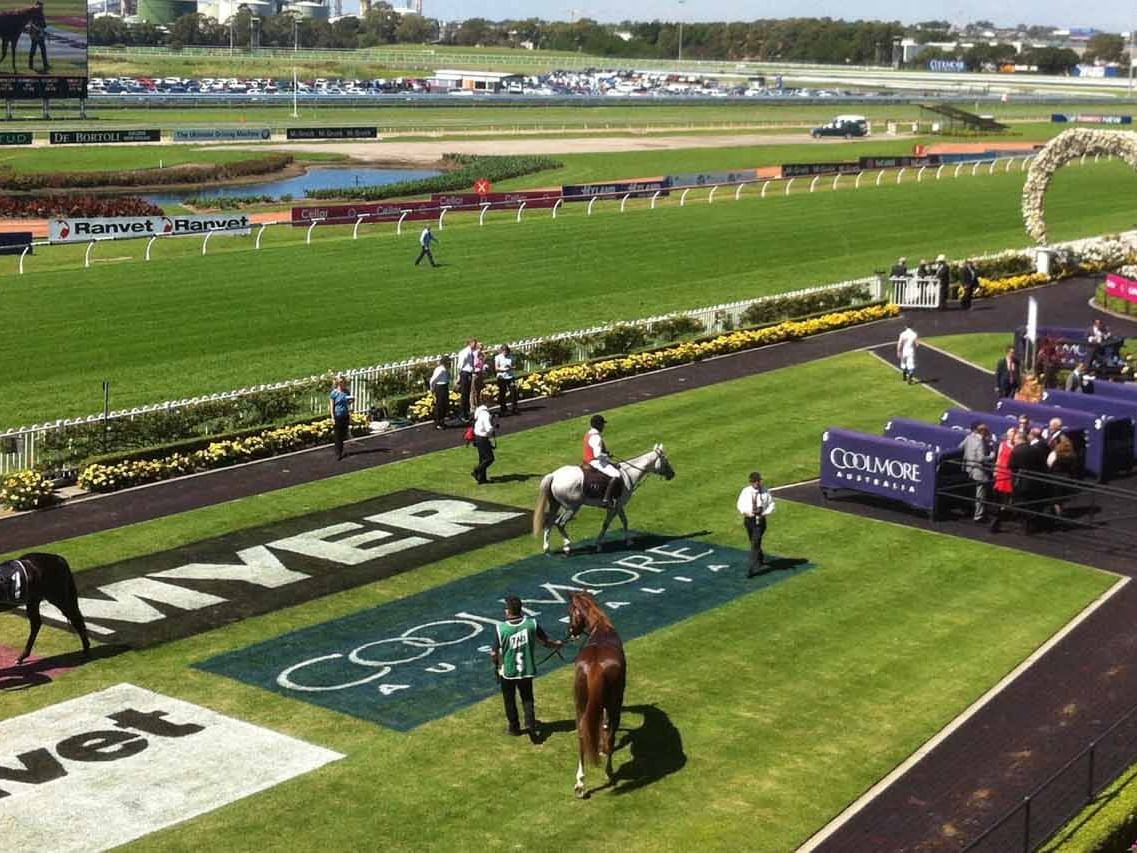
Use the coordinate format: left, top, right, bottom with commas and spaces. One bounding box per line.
0, 274, 883, 474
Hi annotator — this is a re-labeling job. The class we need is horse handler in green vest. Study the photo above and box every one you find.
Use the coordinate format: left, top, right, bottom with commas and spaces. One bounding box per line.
490, 595, 564, 742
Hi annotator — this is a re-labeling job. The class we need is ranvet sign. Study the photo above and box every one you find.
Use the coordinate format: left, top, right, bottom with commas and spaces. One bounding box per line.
820, 427, 938, 511
50, 214, 253, 244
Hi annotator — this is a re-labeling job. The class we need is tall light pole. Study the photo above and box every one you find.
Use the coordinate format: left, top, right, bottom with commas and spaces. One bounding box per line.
1129, 27, 1135, 98
677, 0, 685, 63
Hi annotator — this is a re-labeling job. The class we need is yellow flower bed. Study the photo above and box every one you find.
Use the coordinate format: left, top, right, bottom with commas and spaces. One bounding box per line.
975, 271, 1052, 298
1, 470, 55, 511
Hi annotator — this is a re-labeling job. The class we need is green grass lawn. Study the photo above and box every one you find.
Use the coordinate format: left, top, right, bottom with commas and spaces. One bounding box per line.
0, 154, 1133, 428
0, 352, 1112, 851
927, 333, 1015, 373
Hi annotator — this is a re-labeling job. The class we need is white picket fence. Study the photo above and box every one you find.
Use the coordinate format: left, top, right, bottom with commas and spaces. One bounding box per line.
0, 274, 883, 473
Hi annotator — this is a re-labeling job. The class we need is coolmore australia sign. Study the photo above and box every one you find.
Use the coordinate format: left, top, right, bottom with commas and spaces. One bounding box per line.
0, 683, 341, 852
27, 490, 528, 648
820, 427, 938, 510
49, 214, 253, 243
199, 535, 814, 730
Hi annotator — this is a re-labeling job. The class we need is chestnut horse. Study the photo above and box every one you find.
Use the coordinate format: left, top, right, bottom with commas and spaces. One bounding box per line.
568, 591, 626, 798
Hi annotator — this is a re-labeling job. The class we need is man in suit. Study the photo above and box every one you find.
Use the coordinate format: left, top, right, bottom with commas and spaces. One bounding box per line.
959, 260, 980, 310
959, 422, 993, 522
995, 346, 1021, 399
1065, 362, 1090, 393
934, 253, 951, 310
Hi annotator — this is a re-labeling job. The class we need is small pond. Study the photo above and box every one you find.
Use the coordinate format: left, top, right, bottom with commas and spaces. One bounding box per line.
142, 166, 441, 206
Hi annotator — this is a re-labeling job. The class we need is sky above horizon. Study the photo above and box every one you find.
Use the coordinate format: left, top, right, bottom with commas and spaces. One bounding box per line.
413, 0, 1132, 34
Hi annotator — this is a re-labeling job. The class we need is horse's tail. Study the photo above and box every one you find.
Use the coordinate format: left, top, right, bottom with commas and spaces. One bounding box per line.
579, 670, 605, 767
533, 473, 554, 539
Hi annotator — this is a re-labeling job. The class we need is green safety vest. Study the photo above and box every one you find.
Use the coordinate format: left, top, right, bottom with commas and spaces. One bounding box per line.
497, 617, 538, 680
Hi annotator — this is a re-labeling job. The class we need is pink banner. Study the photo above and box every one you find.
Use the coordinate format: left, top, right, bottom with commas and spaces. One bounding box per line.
1106, 273, 1137, 304
290, 200, 437, 226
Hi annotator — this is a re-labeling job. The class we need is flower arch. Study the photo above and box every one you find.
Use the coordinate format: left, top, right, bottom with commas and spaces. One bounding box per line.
1023, 128, 1137, 244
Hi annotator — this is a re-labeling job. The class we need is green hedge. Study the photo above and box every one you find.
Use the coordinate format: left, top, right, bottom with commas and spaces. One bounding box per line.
1040, 763, 1137, 852
1096, 284, 1137, 318
309, 154, 561, 201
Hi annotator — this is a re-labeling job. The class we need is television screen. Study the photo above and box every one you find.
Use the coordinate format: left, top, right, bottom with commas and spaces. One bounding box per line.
0, 0, 87, 98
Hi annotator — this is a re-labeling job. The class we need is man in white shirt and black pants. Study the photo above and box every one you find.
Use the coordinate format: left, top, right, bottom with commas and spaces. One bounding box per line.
471, 404, 496, 484
428, 356, 450, 429
455, 338, 476, 421
737, 471, 776, 577
415, 225, 439, 267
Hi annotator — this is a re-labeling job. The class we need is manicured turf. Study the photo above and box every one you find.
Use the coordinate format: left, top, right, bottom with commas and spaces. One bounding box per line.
927, 333, 1014, 373
1, 154, 1133, 427
0, 353, 1111, 852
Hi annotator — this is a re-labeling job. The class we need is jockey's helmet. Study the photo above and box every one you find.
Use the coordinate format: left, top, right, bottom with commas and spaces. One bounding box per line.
590, 414, 606, 430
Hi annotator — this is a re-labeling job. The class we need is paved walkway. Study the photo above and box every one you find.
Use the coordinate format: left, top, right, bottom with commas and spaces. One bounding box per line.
5, 277, 1137, 851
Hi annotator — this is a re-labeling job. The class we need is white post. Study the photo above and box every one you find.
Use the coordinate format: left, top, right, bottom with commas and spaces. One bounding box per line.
988, 159, 997, 175
832, 174, 841, 190
18, 243, 30, 274
516, 201, 526, 222
650, 190, 661, 209
620, 192, 631, 212
255, 223, 270, 249
784, 177, 794, 195
202, 229, 217, 254
875, 170, 884, 186
734, 183, 744, 200
971, 161, 981, 177
761, 181, 770, 198
935, 164, 944, 180
84, 240, 95, 268
707, 185, 718, 203
680, 188, 691, 206
855, 171, 863, 189
552, 199, 563, 219
896, 167, 906, 184
1094, 152, 1100, 163
1021, 157, 1030, 172
1005, 158, 1013, 173
397, 210, 409, 235
954, 163, 964, 178
352, 214, 366, 239
145, 235, 157, 260
305, 219, 320, 245
809, 175, 820, 193
479, 202, 490, 226
1080, 153, 1087, 166
916, 165, 926, 182
438, 206, 449, 228
587, 196, 598, 216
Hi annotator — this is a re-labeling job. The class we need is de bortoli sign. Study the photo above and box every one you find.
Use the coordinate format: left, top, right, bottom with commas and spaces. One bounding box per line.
31, 490, 529, 649
0, 683, 341, 852
49, 214, 253, 244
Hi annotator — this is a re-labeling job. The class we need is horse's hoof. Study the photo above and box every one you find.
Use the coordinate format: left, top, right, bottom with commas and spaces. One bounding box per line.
575, 787, 589, 800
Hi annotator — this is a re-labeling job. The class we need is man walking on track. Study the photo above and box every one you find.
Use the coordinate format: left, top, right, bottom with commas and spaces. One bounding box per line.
736, 471, 776, 576
415, 225, 438, 267
896, 323, 919, 384
490, 595, 563, 742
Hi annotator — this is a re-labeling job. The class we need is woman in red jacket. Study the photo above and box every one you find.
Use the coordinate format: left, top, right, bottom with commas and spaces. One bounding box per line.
989, 427, 1017, 533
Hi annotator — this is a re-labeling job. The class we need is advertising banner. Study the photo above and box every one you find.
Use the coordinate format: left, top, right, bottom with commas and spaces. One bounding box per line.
50, 129, 160, 145
883, 417, 968, 455
284, 126, 378, 140
562, 178, 669, 201
781, 161, 860, 177
929, 59, 966, 72
200, 535, 814, 730
667, 169, 760, 187
50, 214, 252, 244
858, 155, 940, 169
0, 0, 86, 99
0, 684, 340, 851
1043, 389, 1137, 460
0, 130, 32, 145
820, 427, 939, 511
0, 231, 32, 255
430, 190, 562, 209
172, 128, 272, 142
290, 200, 437, 226
993, 399, 1122, 479
1052, 113, 1132, 124
29, 490, 528, 647
1105, 273, 1137, 305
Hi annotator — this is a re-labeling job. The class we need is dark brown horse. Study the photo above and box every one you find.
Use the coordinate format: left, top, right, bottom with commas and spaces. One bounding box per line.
0, 553, 90, 664
568, 591, 626, 798
0, 4, 44, 74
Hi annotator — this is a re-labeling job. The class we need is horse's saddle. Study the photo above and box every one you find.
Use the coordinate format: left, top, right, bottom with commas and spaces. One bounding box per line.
581, 467, 623, 503
0, 559, 27, 604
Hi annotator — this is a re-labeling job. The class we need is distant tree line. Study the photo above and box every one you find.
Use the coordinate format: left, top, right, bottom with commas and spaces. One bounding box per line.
88, 7, 1130, 74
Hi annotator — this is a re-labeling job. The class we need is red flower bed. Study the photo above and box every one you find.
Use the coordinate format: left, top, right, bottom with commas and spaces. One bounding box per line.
0, 195, 163, 218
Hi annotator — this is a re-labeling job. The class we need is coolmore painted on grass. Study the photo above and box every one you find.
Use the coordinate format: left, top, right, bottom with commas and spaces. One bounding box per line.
199, 535, 814, 730
0, 683, 342, 851
29, 490, 528, 648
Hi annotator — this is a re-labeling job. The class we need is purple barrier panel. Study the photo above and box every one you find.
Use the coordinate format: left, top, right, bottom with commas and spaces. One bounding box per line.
820, 427, 939, 512
995, 399, 1119, 480
884, 417, 971, 454
1043, 389, 1137, 460
1092, 381, 1137, 402
939, 408, 1015, 433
